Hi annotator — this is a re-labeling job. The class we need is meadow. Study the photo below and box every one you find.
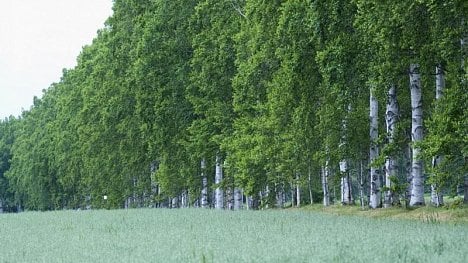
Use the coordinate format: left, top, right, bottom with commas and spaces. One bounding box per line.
0, 208, 467, 262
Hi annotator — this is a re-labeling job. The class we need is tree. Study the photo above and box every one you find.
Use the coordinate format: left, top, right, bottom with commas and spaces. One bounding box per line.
187, 0, 240, 209
226, 0, 282, 209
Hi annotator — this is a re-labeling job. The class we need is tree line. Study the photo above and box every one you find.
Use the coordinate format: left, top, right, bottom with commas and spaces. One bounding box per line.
0, 0, 466, 212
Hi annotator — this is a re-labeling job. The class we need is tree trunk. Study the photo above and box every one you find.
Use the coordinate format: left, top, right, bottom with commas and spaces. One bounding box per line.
409, 64, 425, 206
290, 182, 295, 207
359, 160, 365, 209
234, 188, 243, 210
171, 196, 179, 209
431, 64, 445, 207
201, 159, 209, 208
322, 163, 330, 207
384, 85, 399, 208
405, 144, 412, 208
369, 88, 380, 208
296, 173, 301, 207
430, 156, 444, 206
215, 155, 224, 209
340, 161, 353, 205
226, 187, 233, 210
276, 182, 284, 208
464, 175, 468, 204
180, 190, 188, 208
308, 166, 313, 205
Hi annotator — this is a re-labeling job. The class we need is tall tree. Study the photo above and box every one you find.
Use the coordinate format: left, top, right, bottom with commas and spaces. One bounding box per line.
369, 88, 380, 208
187, 0, 240, 209
226, 0, 282, 209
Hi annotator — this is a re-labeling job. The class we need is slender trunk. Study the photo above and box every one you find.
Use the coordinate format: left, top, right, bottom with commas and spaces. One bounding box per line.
276, 182, 284, 208
409, 64, 425, 206
234, 188, 243, 210
180, 190, 187, 208
308, 166, 313, 205
359, 160, 365, 209
201, 159, 209, 208
384, 85, 399, 208
171, 196, 179, 209
296, 173, 301, 207
290, 182, 295, 207
430, 156, 444, 206
215, 155, 224, 209
226, 187, 233, 210
262, 186, 270, 209
405, 144, 412, 208
340, 105, 353, 205
322, 163, 330, 207
340, 161, 353, 205
369, 88, 380, 208
431, 64, 445, 207
0, 199, 3, 213
464, 175, 468, 204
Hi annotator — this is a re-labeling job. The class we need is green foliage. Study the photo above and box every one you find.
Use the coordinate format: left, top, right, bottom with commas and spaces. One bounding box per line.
0, 0, 465, 210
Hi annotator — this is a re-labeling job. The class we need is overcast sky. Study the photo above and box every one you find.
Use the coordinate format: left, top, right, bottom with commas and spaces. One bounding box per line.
0, 0, 113, 119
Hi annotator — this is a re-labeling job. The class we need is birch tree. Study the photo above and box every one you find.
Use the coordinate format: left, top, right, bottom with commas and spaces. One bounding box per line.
409, 64, 425, 206
200, 159, 209, 208
369, 88, 380, 209
215, 155, 224, 209
384, 85, 399, 208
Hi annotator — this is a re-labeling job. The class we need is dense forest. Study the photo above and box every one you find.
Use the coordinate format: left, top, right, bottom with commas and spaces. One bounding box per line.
0, 0, 466, 212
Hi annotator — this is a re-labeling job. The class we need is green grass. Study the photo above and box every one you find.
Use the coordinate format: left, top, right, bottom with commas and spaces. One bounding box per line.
301, 196, 468, 224
1, 208, 467, 262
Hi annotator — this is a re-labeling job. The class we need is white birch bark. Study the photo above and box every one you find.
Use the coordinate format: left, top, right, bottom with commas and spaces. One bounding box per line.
339, 119, 353, 205
171, 196, 179, 208
340, 161, 353, 205
296, 173, 301, 207
226, 187, 233, 210
308, 166, 314, 205
409, 64, 425, 206
384, 85, 399, 208
215, 155, 224, 209
431, 64, 445, 207
200, 159, 209, 208
369, 88, 381, 208
464, 175, 468, 204
233, 188, 243, 210
181, 190, 188, 208
322, 163, 330, 207
276, 182, 284, 208
290, 182, 295, 207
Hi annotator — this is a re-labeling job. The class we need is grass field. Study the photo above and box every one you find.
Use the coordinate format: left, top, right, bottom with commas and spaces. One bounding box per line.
0, 208, 467, 262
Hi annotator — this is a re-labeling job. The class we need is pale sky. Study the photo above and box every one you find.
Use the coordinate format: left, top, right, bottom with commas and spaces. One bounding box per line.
0, 0, 113, 119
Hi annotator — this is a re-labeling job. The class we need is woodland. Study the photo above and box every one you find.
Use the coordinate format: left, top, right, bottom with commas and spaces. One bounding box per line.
0, 0, 466, 212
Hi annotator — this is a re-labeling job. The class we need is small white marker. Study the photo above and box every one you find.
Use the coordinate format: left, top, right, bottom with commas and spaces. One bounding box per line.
103, 195, 108, 200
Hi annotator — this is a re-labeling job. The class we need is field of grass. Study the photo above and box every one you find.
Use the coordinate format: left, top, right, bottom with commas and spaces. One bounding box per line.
1, 208, 467, 262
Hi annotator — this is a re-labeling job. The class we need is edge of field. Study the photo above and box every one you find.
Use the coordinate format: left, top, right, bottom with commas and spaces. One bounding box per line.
296, 203, 468, 224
